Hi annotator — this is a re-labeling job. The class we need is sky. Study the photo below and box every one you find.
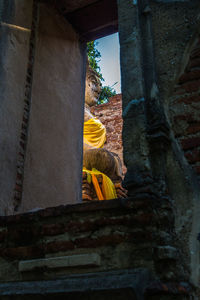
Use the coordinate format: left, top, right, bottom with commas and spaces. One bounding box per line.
96, 33, 121, 94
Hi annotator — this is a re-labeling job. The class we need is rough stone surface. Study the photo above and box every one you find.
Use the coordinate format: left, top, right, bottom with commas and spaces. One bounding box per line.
21, 3, 86, 212
0, 196, 178, 282
91, 94, 126, 174
118, 0, 151, 191
0, 269, 152, 299
19, 253, 101, 272
0, 0, 33, 215
149, 0, 200, 290
170, 35, 200, 182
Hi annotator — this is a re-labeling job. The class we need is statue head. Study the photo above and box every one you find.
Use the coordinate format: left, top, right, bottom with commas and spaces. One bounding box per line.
85, 62, 102, 107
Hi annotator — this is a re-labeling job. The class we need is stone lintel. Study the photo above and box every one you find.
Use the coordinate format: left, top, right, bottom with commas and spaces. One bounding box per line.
19, 253, 101, 272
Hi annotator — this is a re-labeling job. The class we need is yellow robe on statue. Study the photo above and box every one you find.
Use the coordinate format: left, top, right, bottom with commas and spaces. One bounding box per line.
83, 118, 117, 200
83, 117, 106, 148
83, 168, 117, 201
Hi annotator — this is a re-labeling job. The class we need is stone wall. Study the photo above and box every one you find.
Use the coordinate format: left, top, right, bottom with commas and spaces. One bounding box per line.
0, 0, 33, 215
91, 94, 126, 174
149, 0, 200, 289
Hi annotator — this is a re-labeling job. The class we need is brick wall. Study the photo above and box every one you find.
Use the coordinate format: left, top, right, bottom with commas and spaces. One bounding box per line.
0, 196, 183, 284
0, 194, 193, 298
90, 94, 126, 175
170, 36, 200, 181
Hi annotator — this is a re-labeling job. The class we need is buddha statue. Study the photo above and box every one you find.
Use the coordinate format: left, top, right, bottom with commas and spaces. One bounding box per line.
82, 63, 127, 201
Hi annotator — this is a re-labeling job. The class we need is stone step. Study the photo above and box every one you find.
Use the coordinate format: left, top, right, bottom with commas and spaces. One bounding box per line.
0, 269, 191, 300
0, 269, 151, 300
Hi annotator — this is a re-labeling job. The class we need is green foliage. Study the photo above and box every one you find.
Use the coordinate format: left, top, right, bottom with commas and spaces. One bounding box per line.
98, 85, 116, 105
87, 41, 103, 81
87, 41, 117, 104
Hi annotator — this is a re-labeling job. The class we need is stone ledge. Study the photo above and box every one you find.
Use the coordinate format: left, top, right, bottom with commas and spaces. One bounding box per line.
19, 253, 101, 272
0, 269, 151, 299
0, 196, 165, 225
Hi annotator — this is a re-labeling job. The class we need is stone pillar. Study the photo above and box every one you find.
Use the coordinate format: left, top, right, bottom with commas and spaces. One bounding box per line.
138, 0, 170, 194
118, 0, 170, 195
0, 0, 33, 215
117, 0, 152, 194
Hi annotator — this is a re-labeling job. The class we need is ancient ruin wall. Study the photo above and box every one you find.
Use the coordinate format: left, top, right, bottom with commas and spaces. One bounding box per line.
91, 94, 126, 174
170, 35, 200, 182
149, 0, 200, 287
0, 197, 182, 287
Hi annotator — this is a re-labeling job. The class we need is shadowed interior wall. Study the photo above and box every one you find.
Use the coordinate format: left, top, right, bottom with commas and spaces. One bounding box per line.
21, 4, 86, 212
0, 0, 33, 215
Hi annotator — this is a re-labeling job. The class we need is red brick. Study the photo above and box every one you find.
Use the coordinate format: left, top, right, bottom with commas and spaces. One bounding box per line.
8, 226, 40, 243
195, 166, 200, 174
173, 114, 194, 123
187, 123, 200, 134
20, 141, 25, 150
41, 223, 65, 236
181, 137, 200, 150
190, 46, 200, 59
126, 231, 153, 242
74, 231, 153, 249
18, 152, 24, 158
74, 234, 125, 248
20, 133, 26, 141
181, 79, 200, 93
23, 116, 28, 124
16, 173, 23, 181
0, 245, 43, 259
186, 58, 200, 70
45, 240, 74, 253
0, 230, 7, 243
179, 70, 200, 83
174, 86, 186, 96
178, 94, 200, 104
15, 184, 22, 192
184, 149, 200, 163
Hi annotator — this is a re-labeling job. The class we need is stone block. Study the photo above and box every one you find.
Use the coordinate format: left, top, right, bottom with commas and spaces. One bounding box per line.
19, 253, 101, 272
154, 246, 178, 260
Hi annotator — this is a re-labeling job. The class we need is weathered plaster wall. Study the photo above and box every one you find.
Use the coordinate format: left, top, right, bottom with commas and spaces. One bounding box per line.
0, 0, 33, 215
150, 0, 200, 107
21, 4, 86, 212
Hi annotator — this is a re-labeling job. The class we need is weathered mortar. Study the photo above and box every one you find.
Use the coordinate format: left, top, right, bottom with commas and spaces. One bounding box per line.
0, 196, 179, 283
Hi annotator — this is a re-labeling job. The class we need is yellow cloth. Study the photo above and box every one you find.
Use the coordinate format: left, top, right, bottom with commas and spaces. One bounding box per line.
83, 168, 117, 200
84, 118, 106, 148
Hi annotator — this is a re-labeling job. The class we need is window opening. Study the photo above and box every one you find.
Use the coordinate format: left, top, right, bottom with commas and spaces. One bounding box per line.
82, 33, 127, 202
